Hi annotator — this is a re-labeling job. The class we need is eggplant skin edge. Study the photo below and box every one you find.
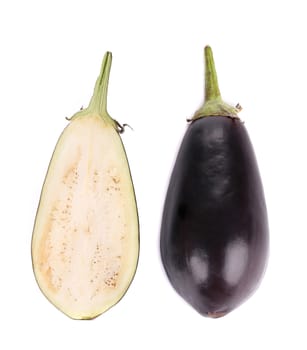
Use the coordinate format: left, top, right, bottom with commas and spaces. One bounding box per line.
160, 116, 269, 318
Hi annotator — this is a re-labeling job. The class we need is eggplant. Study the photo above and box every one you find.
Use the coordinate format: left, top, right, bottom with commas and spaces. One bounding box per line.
160, 46, 269, 318
31, 52, 139, 320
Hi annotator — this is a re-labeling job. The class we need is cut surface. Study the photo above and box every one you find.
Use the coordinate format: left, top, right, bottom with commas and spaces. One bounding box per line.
32, 114, 139, 319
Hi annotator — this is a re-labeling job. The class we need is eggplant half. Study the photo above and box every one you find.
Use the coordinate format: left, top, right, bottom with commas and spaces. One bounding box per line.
31, 53, 139, 320
160, 46, 269, 318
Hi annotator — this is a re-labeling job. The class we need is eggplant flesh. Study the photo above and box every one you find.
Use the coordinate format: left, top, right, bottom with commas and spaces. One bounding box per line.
160, 116, 269, 317
32, 115, 139, 319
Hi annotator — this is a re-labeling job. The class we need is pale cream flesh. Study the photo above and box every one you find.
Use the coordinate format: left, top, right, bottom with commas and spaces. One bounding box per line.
32, 114, 139, 319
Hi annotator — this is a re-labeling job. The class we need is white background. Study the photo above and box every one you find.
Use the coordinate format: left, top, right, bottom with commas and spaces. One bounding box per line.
0, 0, 306, 348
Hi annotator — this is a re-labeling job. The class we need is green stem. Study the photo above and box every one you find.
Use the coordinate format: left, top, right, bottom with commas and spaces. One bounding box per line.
69, 52, 116, 128
192, 46, 241, 121
87, 51, 112, 115
204, 46, 221, 101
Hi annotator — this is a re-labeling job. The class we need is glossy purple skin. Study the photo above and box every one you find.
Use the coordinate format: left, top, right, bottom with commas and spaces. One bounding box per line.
160, 116, 269, 317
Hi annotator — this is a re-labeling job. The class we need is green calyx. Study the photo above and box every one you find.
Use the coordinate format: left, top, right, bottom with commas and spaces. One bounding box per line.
69, 52, 117, 129
192, 46, 241, 121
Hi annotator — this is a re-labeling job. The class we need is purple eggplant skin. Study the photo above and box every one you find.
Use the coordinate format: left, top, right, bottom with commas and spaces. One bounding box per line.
160, 46, 269, 318
160, 116, 268, 317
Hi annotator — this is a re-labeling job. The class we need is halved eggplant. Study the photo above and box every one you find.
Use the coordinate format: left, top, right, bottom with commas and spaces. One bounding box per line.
31, 52, 139, 320
160, 46, 269, 318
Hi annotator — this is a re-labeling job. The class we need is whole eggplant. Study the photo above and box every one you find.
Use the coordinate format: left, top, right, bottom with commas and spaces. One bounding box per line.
160, 46, 269, 318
